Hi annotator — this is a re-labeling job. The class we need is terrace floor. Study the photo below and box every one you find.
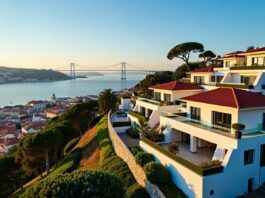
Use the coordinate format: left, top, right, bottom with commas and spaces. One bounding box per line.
160, 141, 215, 165
118, 133, 140, 147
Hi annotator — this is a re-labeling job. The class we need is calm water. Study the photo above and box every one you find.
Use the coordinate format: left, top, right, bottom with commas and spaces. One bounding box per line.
0, 72, 145, 107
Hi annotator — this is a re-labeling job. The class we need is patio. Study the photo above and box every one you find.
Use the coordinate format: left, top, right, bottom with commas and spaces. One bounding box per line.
160, 141, 215, 165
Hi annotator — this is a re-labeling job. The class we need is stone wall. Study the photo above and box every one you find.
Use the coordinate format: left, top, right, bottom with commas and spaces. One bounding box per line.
108, 112, 165, 198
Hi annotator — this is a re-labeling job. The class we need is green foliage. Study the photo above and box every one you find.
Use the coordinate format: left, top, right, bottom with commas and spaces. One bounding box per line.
129, 145, 142, 156
21, 170, 126, 198
135, 71, 174, 97
159, 183, 187, 198
128, 111, 147, 121
168, 142, 180, 154
113, 121, 132, 127
0, 154, 23, 197
142, 137, 223, 176
174, 62, 202, 80
98, 89, 118, 114
232, 123, 246, 131
126, 183, 150, 198
126, 127, 140, 139
167, 42, 204, 70
64, 137, 80, 154
144, 130, 164, 142
144, 162, 171, 186
50, 148, 83, 176
135, 152, 154, 166
97, 116, 136, 188
199, 50, 216, 64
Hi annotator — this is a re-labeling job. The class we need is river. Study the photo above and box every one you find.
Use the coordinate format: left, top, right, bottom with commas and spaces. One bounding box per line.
0, 72, 146, 107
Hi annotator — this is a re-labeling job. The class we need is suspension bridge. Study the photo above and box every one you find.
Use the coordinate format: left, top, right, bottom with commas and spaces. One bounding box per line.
56, 62, 167, 80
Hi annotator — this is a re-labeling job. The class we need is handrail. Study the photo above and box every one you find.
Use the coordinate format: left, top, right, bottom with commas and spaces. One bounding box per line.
161, 111, 231, 132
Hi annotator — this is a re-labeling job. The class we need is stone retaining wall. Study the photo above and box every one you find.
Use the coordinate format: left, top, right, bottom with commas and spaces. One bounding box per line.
108, 112, 165, 198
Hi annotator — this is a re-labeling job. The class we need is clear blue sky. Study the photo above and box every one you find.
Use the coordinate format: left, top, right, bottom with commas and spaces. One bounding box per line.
0, 0, 264, 70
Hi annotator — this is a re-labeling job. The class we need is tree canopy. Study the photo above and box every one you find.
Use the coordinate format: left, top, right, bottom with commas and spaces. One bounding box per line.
199, 50, 216, 65
167, 42, 204, 70
98, 89, 118, 114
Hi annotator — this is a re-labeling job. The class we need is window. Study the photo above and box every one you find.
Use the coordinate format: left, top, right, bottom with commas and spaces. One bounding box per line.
263, 57, 265, 66
210, 76, 223, 83
225, 61, 231, 68
190, 107, 201, 121
241, 76, 256, 85
212, 111, 231, 131
244, 149, 254, 165
194, 76, 205, 84
252, 57, 258, 65
163, 93, 171, 103
154, 92, 161, 101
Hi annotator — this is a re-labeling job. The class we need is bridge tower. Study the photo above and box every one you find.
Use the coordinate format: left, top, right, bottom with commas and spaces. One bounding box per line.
121, 62, 126, 80
70, 63, 76, 79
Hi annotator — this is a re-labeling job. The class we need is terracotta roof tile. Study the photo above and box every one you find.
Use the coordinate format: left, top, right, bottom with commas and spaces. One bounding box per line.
149, 81, 202, 91
181, 88, 265, 108
188, 66, 215, 73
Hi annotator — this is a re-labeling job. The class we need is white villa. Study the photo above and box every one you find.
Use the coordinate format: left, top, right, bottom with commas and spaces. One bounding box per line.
126, 47, 265, 197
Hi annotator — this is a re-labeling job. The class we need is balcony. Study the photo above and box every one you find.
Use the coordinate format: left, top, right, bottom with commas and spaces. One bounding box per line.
216, 83, 254, 89
162, 112, 234, 137
137, 97, 162, 106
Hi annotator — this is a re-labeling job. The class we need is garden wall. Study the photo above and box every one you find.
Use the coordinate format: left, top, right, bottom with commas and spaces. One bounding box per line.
107, 112, 165, 198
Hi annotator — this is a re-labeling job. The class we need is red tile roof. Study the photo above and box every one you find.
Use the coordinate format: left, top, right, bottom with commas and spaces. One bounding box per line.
149, 81, 202, 91
181, 88, 265, 108
242, 47, 265, 54
188, 66, 215, 73
219, 51, 245, 59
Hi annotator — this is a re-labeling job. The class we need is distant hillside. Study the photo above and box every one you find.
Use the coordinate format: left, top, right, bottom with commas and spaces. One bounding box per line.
0, 66, 70, 84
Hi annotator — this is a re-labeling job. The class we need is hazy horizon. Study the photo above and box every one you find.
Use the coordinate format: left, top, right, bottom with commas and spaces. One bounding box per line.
0, 0, 265, 70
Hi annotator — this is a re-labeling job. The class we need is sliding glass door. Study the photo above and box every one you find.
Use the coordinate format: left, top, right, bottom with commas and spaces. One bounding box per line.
212, 111, 232, 131
190, 107, 201, 121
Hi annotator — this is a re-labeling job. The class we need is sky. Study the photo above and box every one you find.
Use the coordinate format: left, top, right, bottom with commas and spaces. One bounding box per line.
0, 0, 265, 71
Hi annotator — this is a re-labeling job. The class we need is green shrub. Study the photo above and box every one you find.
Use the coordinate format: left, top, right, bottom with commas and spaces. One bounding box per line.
135, 152, 154, 166
168, 142, 180, 154
144, 130, 164, 142
129, 145, 142, 155
21, 170, 126, 198
51, 147, 83, 176
97, 116, 136, 188
159, 182, 187, 198
64, 137, 80, 154
127, 183, 150, 198
144, 162, 171, 185
113, 121, 131, 127
126, 127, 139, 138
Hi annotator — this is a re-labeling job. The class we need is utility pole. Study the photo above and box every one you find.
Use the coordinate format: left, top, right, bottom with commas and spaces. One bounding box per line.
121, 62, 126, 80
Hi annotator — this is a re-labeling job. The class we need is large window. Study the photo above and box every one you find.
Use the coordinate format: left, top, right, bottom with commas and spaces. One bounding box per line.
244, 149, 254, 165
190, 107, 201, 121
212, 111, 232, 131
194, 76, 205, 84
163, 93, 171, 103
211, 76, 223, 83
241, 76, 256, 85
225, 61, 231, 68
154, 92, 161, 101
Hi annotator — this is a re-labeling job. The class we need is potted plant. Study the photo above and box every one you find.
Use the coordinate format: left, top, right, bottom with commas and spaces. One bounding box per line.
232, 123, 245, 139
168, 142, 180, 154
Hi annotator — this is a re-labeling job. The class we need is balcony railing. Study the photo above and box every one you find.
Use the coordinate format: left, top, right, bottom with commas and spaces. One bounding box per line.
161, 112, 233, 135
137, 97, 175, 106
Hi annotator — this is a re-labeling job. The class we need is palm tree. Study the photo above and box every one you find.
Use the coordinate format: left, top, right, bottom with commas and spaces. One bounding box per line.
136, 118, 151, 137
98, 89, 118, 114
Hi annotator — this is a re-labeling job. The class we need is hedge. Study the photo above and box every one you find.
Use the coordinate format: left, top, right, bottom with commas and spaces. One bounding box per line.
144, 162, 171, 186
112, 121, 132, 127
142, 137, 223, 176
216, 83, 254, 89
129, 145, 142, 155
126, 127, 140, 138
63, 137, 80, 154
128, 110, 147, 121
21, 170, 125, 198
230, 66, 265, 70
135, 152, 154, 166
126, 183, 150, 198
97, 115, 136, 188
